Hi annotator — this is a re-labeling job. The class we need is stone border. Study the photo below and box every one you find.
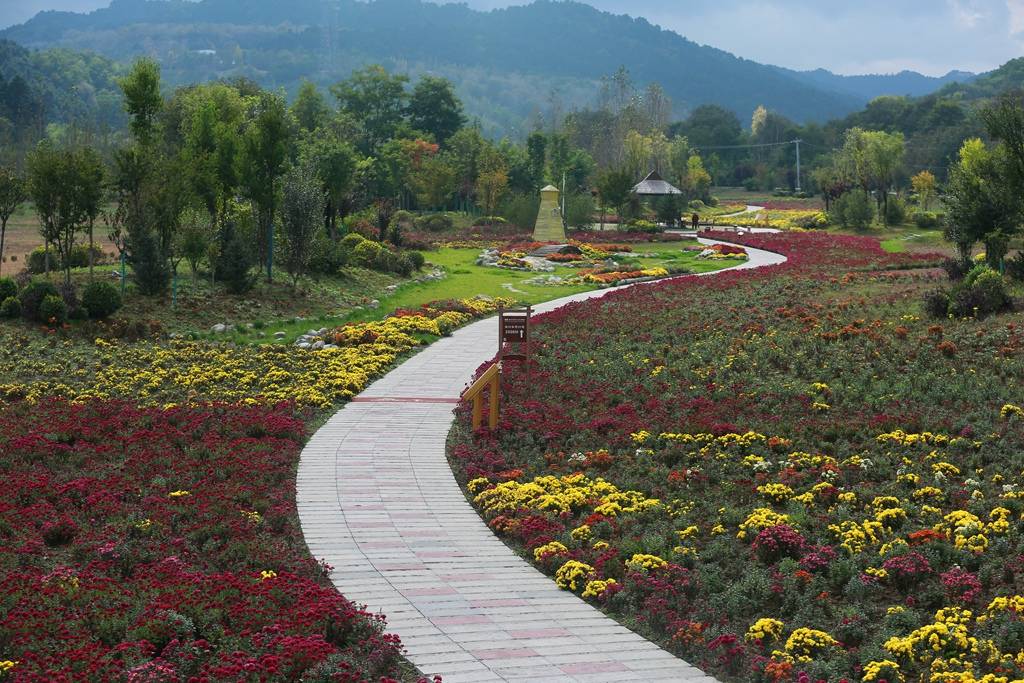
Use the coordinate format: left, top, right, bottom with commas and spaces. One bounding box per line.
297, 239, 787, 682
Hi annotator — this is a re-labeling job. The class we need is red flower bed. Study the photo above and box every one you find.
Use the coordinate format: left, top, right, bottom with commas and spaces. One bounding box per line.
0, 400, 424, 682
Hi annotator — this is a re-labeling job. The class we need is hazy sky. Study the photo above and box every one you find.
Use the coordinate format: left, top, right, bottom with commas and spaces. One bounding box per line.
2, 0, 1023, 76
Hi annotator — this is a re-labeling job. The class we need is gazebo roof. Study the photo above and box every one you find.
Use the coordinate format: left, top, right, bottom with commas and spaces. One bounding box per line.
632, 171, 683, 196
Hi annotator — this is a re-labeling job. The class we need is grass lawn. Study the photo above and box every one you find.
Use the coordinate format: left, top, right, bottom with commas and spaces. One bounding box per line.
206, 239, 735, 344
830, 223, 949, 254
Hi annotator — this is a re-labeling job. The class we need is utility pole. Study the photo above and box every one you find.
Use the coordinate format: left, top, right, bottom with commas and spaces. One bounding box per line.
561, 172, 567, 229
794, 139, 803, 193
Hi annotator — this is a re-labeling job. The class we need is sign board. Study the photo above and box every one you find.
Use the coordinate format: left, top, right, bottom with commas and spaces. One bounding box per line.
498, 305, 531, 364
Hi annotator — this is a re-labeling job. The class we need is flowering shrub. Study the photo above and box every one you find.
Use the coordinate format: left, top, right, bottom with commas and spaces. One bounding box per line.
0, 400, 425, 681
450, 232, 1024, 680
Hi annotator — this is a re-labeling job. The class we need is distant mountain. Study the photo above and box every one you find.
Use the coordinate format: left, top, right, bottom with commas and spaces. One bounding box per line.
779, 67, 976, 101
0, 0, 877, 137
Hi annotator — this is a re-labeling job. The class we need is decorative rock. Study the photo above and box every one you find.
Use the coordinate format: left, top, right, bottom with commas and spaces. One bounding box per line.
211, 323, 229, 334
368, 300, 380, 309
274, 331, 287, 339
297, 342, 311, 350
312, 340, 325, 350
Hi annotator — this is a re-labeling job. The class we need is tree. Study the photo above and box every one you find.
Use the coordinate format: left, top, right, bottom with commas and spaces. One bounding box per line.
26, 143, 104, 286
597, 168, 635, 223
864, 130, 905, 225
175, 207, 213, 286
291, 80, 329, 133
301, 135, 357, 237
475, 160, 509, 218
411, 154, 457, 209
76, 147, 105, 280
331, 65, 409, 152
526, 131, 547, 188
118, 58, 162, 143
280, 162, 326, 286
943, 138, 1021, 268
241, 91, 293, 282
0, 166, 27, 276
407, 75, 465, 145
911, 170, 937, 210
685, 155, 712, 203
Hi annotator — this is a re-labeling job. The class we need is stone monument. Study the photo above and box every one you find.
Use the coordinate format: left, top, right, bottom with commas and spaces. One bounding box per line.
532, 184, 566, 242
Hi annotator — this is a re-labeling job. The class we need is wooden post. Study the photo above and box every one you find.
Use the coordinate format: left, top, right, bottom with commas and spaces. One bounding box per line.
463, 362, 502, 431
489, 371, 500, 429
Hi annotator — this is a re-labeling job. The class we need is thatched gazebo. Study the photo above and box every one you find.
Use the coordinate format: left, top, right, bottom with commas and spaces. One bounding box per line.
632, 170, 683, 198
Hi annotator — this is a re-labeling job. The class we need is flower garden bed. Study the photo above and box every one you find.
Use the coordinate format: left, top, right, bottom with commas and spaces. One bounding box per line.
0, 400, 429, 682
447, 232, 1024, 682
0, 295, 516, 681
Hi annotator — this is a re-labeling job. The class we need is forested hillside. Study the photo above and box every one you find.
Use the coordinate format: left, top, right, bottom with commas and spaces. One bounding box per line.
0, 0, 902, 137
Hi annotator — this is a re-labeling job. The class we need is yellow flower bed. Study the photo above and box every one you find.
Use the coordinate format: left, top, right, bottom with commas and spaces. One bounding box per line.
0, 298, 514, 409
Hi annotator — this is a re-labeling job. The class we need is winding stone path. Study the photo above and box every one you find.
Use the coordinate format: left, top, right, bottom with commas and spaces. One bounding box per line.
297, 238, 787, 682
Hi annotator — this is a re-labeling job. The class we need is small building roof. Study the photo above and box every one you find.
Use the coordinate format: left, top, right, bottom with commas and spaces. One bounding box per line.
632, 171, 683, 196
540, 184, 560, 192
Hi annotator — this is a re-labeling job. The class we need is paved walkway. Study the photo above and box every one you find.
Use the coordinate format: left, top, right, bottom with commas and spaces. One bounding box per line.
297, 239, 787, 682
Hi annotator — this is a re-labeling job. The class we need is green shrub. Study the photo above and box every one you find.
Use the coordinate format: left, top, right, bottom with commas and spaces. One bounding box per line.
395, 253, 416, 277
1, 296, 20, 319
372, 246, 399, 273
1007, 252, 1024, 282
624, 219, 663, 234
498, 194, 540, 230
130, 229, 171, 296
26, 244, 104, 274
884, 197, 907, 225
308, 234, 349, 276
922, 289, 951, 318
216, 226, 255, 295
39, 294, 67, 325
406, 251, 425, 271
472, 215, 507, 227
340, 233, 366, 251
81, 281, 123, 319
0, 277, 16, 302
971, 269, 1012, 315
18, 279, 59, 322
414, 213, 454, 232
913, 211, 940, 229
830, 191, 874, 230
351, 240, 384, 268
26, 247, 54, 274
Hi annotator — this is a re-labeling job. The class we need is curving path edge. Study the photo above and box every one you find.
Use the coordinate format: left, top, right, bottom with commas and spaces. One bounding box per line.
297, 239, 787, 682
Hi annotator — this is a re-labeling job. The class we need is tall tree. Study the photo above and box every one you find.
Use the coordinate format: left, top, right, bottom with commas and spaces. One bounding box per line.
944, 138, 1021, 268
407, 75, 465, 145
241, 91, 293, 282
0, 166, 27, 277
526, 131, 547, 188
911, 170, 937, 210
26, 143, 104, 286
118, 58, 163, 143
331, 65, 409, 152
300, 135, 357, 237
280, 162, 326, 286
291, 80, 329, 133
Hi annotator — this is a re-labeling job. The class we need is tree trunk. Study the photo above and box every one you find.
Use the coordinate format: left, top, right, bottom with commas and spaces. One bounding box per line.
0, 219, 6, 277
88, 220, 95, 281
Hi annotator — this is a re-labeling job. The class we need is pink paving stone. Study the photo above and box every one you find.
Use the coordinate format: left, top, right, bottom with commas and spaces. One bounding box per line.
359, 541, 405, 549
509, 628, 572, 639
402, 586, 459, 597
470, 648, 539, 660
348, 522, 394, 529
470, 598, 529, 608
432, 615, 493, 626
415, 550, 466, 558
560, 662, 630, 675
439, 573, 494, 582
401, 530, 448, 537
376, 563, 427, 571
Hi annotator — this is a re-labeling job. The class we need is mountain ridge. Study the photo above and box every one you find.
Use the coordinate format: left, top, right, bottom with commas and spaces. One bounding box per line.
0, 0, 980, 137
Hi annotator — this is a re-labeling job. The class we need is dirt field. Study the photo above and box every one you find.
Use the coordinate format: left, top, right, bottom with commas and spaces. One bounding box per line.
1, 205, 118, 276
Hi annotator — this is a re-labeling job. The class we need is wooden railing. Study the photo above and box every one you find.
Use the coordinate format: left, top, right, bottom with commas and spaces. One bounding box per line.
462, 362, 501, 430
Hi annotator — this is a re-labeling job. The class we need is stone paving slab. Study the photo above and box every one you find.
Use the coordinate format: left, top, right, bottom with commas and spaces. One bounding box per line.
297, 239, 786, 682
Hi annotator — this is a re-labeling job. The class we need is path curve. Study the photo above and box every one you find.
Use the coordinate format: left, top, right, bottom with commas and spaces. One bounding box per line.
297, 239, 787, 683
